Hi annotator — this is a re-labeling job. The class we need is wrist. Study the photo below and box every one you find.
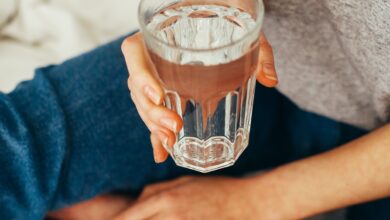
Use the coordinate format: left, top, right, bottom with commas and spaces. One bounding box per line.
242, 168, 309, 220
240, 172, 289, 220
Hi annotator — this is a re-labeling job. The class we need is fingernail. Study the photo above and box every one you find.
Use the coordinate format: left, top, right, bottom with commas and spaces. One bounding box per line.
144, 85, 161, 105
263, 64, 278, 81
160, 118, 178, 132
265, 73, 277, 81
156, 131, 169, 147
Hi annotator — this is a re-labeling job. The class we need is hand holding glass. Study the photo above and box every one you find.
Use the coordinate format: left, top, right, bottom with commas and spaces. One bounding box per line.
135, 0, 266, 172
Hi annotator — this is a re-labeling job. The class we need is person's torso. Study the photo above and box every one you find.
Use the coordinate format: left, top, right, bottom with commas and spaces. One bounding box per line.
264, 0, 390, 129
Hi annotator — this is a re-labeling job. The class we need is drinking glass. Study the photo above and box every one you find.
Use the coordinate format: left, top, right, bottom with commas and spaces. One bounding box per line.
138, 0, 264, 172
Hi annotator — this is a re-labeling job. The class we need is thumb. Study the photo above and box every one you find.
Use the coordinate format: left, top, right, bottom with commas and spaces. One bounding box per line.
256, 33, 278, 88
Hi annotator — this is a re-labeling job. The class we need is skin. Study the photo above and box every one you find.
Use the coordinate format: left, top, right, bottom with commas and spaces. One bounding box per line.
49, 33, 390, 219
47, 195, 133, 220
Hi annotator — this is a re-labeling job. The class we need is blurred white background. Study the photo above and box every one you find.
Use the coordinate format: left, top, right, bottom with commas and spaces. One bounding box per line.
0, 0, 140, 92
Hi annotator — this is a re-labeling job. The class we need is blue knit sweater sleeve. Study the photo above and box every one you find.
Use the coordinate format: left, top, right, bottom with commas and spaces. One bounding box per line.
0, 35, 159, 219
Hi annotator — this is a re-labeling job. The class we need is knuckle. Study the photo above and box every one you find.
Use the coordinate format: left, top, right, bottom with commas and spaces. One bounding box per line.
121, 37, 133, 53
128, 75, 142, 94
121, 33, 142, 53
140, 112, 153, 126
121, 40, 129, 53
146, 106, 160, 119
148, 123, 159, 133
143, 121, 155, 134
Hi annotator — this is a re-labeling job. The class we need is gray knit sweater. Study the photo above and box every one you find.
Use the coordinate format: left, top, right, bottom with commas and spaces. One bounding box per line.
264, 0, 389, 129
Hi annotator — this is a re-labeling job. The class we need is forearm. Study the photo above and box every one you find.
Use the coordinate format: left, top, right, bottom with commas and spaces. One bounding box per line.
249, 124, 390, 219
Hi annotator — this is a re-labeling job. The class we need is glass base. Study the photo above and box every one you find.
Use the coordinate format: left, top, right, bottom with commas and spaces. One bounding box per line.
169, 129, 249, 173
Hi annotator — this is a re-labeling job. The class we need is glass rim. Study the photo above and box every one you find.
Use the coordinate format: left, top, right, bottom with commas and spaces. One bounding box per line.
138, 0, 264, 53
